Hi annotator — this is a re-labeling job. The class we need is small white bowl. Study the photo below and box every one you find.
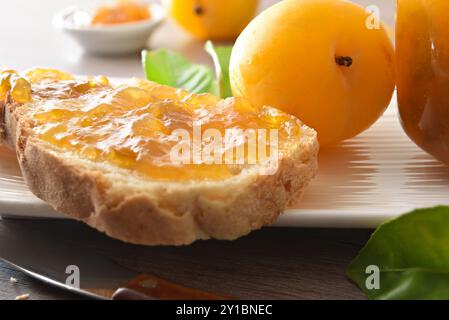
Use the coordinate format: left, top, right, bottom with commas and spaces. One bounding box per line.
53, 3, 166, 55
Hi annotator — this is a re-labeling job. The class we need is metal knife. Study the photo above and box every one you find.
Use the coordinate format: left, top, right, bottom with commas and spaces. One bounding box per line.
0, 219, 230, 300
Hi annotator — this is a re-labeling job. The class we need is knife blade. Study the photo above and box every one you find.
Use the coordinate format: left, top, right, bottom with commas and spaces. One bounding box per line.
0, 218, 230, 300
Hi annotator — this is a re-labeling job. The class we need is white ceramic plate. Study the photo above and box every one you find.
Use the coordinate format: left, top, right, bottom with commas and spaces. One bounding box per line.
1, 95, 449, 228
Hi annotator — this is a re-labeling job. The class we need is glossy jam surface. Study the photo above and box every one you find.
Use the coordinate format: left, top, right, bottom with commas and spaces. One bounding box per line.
397, 0, 449, 164
0, 69, 32, 104
1, 68, 302, 181
92, 1, 151, 25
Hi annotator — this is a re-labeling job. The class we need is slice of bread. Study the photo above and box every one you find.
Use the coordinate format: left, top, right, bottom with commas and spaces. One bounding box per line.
0, 70, 319, 246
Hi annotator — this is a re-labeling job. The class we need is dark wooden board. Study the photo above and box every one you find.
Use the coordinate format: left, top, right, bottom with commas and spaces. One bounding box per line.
0, 219, 370, 300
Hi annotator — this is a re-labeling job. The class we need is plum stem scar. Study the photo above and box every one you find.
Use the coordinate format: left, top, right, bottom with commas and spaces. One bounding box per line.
335, 56, 353, 67
194, 1, 204, 15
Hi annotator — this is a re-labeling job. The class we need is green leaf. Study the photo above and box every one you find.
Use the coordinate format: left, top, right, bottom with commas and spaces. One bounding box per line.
141, 44, 234, 98
141, 49, 214, 94
204, 41, 233, 98
347, 206, 449, 300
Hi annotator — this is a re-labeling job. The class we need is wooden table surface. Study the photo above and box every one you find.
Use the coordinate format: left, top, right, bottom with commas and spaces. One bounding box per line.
0, 0, 394, 300
0, 219, 371, 300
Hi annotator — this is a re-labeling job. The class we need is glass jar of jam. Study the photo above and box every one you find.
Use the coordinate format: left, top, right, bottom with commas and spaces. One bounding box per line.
397, 0, 449, 164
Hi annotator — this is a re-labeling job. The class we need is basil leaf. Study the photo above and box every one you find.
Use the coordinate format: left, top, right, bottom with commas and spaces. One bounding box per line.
141, 49, 214, 94
204, 41, 233, 98
347, 206, 449, 300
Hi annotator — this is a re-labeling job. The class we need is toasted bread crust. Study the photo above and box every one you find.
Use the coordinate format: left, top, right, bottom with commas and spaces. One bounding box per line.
1, 96, 319, 246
